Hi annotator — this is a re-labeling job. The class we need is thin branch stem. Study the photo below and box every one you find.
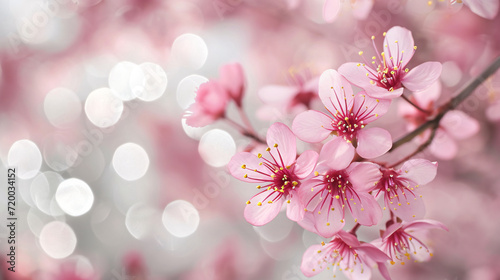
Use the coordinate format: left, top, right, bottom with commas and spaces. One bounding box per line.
349, 223, 361, 235
390, 55, 500, 153
225, 117, 265, 144
401, 94, 431, 114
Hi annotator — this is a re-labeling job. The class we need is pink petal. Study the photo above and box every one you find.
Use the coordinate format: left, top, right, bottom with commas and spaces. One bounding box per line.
378, 261, 392, 280
411, 81, 441, 109
286, 191, 305, 222
365, 87, 404, 100
314, 198, 345, 238
219, 63, 245, 104
347, 162, 381, 192
349, 192, 382, 226
258, 85, 297, 107
295, 150, 319, 179
465, 0, 499, 19
266, 122, 297, 166
402, 62, 442, 92
227, 152, 271, 182
318, 137, 355, 170
383, 26, 415, 68
382, 223, 403, 239
323, 0, 341, 22
429, 129, 457, 160
244, 191, 284, 226
301, 244, 329, 277
341, 257, 371, 280
388, 186, 425, 221
357, 243, 391, 263
403, 219, 449, 232
297, 211, 320, 235
318, 69, 355, 114
337, 230, 361, 247
302, 76, 320, 94
441, 110, 479, 140
338, 62, 375, 89
351, 0, 374, 19
299, 178, 324, 211
356, 128, 392, 159
351, 92, 392, 123
400, 159, 438, 185
292, 110, 333, 143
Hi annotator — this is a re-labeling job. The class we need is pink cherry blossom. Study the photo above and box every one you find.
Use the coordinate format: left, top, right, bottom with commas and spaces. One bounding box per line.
258, 69, 319, 120
298, 137, 382, 238
399, 81, 480, 159
372, 220, 448, 265
301, 230, 392, 280
292, 69, 392, 158
227, 122, 319, 226
219, 62, 245, 106
374, 159, 438, 221
339, 26, 442, 100
451, 0, 499, 19
185, 80, 230, 127
323, 0, 374, 22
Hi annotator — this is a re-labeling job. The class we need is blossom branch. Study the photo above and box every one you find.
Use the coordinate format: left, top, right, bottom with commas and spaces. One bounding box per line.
225, 117, 265, 144
390, 55, 500, 153
401, 92, 431, 114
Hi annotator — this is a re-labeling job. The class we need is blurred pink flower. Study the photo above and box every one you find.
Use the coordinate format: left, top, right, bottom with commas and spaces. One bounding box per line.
298, 137, 382, 238
372, 220, 448, 265
451, 0, 499, 19
185, 80, 229, 127
375, 159, 438, 221
339, 26, 442, 100
323, 0, 374, 22
219, 63, 246, 106
227, 122, 318, 226
258, 69, 319, 120
301, 230, 391, 279
399, 82, 480, 159
292, 69, 392, 158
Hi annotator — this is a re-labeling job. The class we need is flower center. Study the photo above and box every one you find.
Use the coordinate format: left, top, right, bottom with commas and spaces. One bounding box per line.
332, 114, 364, 142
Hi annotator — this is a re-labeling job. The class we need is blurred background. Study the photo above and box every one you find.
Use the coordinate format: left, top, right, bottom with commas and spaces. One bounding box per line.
0, 0, 500, 279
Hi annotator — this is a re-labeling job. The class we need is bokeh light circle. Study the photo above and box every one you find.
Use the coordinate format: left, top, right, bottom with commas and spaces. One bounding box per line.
39, 221, 77, 259
162, 200, 200, 238
198, 129, 236, 167
130, 62, 168, 102
8, 139, 42, 179
108, 61, 139, 101
112, 143, 150, 181
176, 74, 208, 109
44, 87, 82, 128
170, 33, 208, 70
84, 87, 124, 128
56, 178, 94, 217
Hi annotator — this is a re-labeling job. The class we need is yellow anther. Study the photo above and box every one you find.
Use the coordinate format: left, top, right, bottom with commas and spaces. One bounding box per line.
335, 195, 340, 199
401, 262, 405, 265
257, 202, 262, 206
311, 188, 314, 192
371, 36, 375, 40
287, 200, 291, 204
383, 32, 387, 36
266, 147, 271, 152
243, 174, 248, 178
257, 153, 262, 158
274, 143, 278, 148
241, 164, 246, 169
314, 171, 319, 176
318, 211, 321, 214
256, 185, 261, 189
321, 241, 326, 246
372, 56, 376, 60
414, 46, 417, 50
359, 51, 363, 55
394, 40, 398, 43
390, 261, 395, 265
317, 250, 322, 253
246, 201, 251, 204
292, 181, 298, 186
326, 222, 330, 226
268, 201, 273, 204
376, 99, 380, 102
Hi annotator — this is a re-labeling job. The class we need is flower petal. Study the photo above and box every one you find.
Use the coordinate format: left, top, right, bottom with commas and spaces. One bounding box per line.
298, 211, 320, 234
402, 62, 442, 92
403, 219, 449, 232
323, 0, 341, 22
337, 230, 361, 247
349, 192, 382, 226
465, 0, 499, 19
314, 198, 345, 238
318, 137, 355, 171
351, 0, 374, 19
227, 152, 271, 182
292, 110, 333, 143
388, 186, 425, 221
357, 243, 391, 263
219, 63, 245, 104
356, 128, 392, 159
429, 129, 457, 160
301, 244, 330, 277
295, 150, 319, 179
348, 162, 381, 192
440, 110, 479, 140
411, 81, 441, 109
400, 159, 438, 185
351, 92, 392, 123
258, 85, 297, 107
365, 87, 404, 100
319, 69, 355, 114
383, 26, 415, 68
286, 191, 305, 222
244, 190, 284, 226
338, 62, 375, 89
266, 122, 297, 166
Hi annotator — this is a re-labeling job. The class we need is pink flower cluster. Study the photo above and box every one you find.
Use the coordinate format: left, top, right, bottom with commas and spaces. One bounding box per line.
186, 26, 472, 280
